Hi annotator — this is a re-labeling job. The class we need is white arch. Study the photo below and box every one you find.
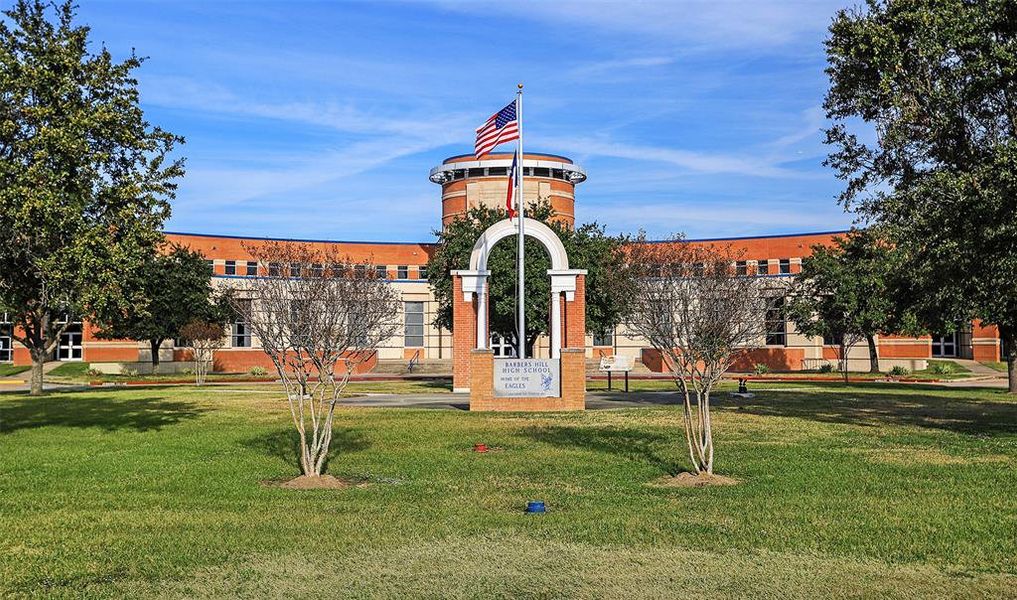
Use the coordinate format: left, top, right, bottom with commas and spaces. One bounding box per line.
469, 218, 569, 272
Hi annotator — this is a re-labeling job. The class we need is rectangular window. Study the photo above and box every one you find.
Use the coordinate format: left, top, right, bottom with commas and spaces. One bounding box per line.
764, 297, 786, 346
593, 327, 614, 348
404, 301, 424, 347
779, 259, 791, 274
468, 168, 485, 177
735, 261, 747, 276
418, 266, 428, 279
232, 301, 251, 348
268, 262, 281, 277
206, 259, 215, 274
354, 264, 367, 277
245, 261, 258, 276
397, 265, 409, 279
310, 263, 323, 277
823, 332, 841, 346
757, 260, 769, 276
224, 260, 236, 276
534, 167, 550, 177
376, 265, 388, 279
289, 262, 301, 277
487, 167, 507, 176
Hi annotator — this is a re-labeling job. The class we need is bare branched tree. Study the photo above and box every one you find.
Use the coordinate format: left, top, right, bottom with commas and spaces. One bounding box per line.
179, 320, 225, 386
230, 242, 400, 478
626, 235, 768, 475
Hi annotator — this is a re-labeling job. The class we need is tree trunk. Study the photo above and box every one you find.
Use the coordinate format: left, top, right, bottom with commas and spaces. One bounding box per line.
865, 334, 880, 373
149, 338, 162, 373
29, 350, 45, 396
1001, 325, 1016, 394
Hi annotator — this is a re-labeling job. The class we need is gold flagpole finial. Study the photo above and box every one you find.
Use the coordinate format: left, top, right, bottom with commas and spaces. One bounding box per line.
518, 83, 523, 90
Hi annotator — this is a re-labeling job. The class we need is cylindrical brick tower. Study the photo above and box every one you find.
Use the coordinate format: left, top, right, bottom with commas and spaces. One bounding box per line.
429, 152, 586, 229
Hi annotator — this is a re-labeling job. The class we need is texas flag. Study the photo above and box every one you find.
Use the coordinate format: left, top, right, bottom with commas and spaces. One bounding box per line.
505, 153, 518, 219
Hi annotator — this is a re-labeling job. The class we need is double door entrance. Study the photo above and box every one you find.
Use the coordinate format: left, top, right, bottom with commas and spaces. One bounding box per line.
0, 314, 11, 363
931, 332, 957, 357
0, 316, 82, 362
57, 322, 83, 361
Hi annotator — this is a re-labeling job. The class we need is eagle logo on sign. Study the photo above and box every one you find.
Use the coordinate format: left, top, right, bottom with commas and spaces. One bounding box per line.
541, 373, 553, 392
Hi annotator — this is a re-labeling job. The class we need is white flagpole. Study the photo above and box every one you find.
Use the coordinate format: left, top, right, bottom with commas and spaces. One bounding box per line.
515, 83, 525, 359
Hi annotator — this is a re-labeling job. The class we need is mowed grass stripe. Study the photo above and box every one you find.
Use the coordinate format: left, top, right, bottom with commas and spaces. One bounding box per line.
0, 383, 1015, 598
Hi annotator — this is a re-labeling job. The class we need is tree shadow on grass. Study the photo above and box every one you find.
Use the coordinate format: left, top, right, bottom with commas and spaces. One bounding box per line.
717, 386, 1017, 436
520, 425, 676, 474
0, 393, 208, 434
244, 427, 371, 473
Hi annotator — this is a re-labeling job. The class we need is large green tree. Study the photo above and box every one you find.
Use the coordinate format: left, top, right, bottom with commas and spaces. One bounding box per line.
825, 0, 1017, 392
427, 201, 633, 355
0, 1, 183, 394
96, 244, 224, 371
786, 228, 916, 376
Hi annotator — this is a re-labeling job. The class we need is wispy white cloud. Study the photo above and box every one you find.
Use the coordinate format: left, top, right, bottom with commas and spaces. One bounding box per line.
142, 76, 476, 139
431, 0, 844, 50
577, 200, 852, 238
568, 56, 675, 79
535, 135, 818, 179
143, 76, 473, 207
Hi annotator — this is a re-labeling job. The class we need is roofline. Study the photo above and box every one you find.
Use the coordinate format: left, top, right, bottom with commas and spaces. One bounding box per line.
164, 230, 436, 247
165, 229, 850, 247
651, 229, 851, 244
442, 151, 573, 164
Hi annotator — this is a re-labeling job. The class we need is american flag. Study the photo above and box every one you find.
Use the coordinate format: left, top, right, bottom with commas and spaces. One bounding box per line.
475, 100, 519, 157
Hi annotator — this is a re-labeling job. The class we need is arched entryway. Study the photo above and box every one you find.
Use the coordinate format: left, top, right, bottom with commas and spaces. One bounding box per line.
451, 218, 587, 406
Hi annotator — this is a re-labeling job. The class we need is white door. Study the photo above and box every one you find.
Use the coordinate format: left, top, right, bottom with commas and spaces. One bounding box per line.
0, 318, 11, 363
58, 323, 83, 361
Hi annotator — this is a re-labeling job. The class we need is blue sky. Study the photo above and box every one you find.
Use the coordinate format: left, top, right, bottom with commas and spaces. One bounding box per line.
73, 0, 856, 242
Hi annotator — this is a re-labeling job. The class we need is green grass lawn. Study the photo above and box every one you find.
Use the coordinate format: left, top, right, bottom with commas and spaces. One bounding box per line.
45, 361, 92, 379
1, 383, 1015, 598
0, 364, 30, 377
982, 361, 1009, 372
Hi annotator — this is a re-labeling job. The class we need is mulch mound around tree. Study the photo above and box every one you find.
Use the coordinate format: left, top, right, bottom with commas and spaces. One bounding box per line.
262, 475, 368, 490
650, 472, 740, 488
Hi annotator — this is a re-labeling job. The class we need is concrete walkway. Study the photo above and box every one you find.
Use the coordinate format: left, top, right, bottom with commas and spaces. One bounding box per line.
941, 358, 1005, 378
333, 390, 688, 411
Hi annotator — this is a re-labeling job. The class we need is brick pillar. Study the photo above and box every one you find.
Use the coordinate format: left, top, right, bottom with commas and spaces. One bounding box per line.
468, 349, 494, 410
452, 275, 478, 392
564, 274, 586, 350
559, 348, 586, 410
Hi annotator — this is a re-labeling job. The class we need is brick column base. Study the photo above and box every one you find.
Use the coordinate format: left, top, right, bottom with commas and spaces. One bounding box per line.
469, 348, 585, 412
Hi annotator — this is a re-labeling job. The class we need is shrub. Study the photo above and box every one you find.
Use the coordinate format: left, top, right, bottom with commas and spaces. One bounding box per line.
928, 361, 956, 375
889, 365, 910, 377
85, 368, 103, 378
121, 367, 139, 378
248, 366, 268, 377
753, 363, 771, 375
818, 363, 835, 373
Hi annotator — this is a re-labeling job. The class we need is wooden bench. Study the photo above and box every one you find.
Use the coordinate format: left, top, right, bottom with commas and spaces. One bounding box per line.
599, 355, 635, 392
